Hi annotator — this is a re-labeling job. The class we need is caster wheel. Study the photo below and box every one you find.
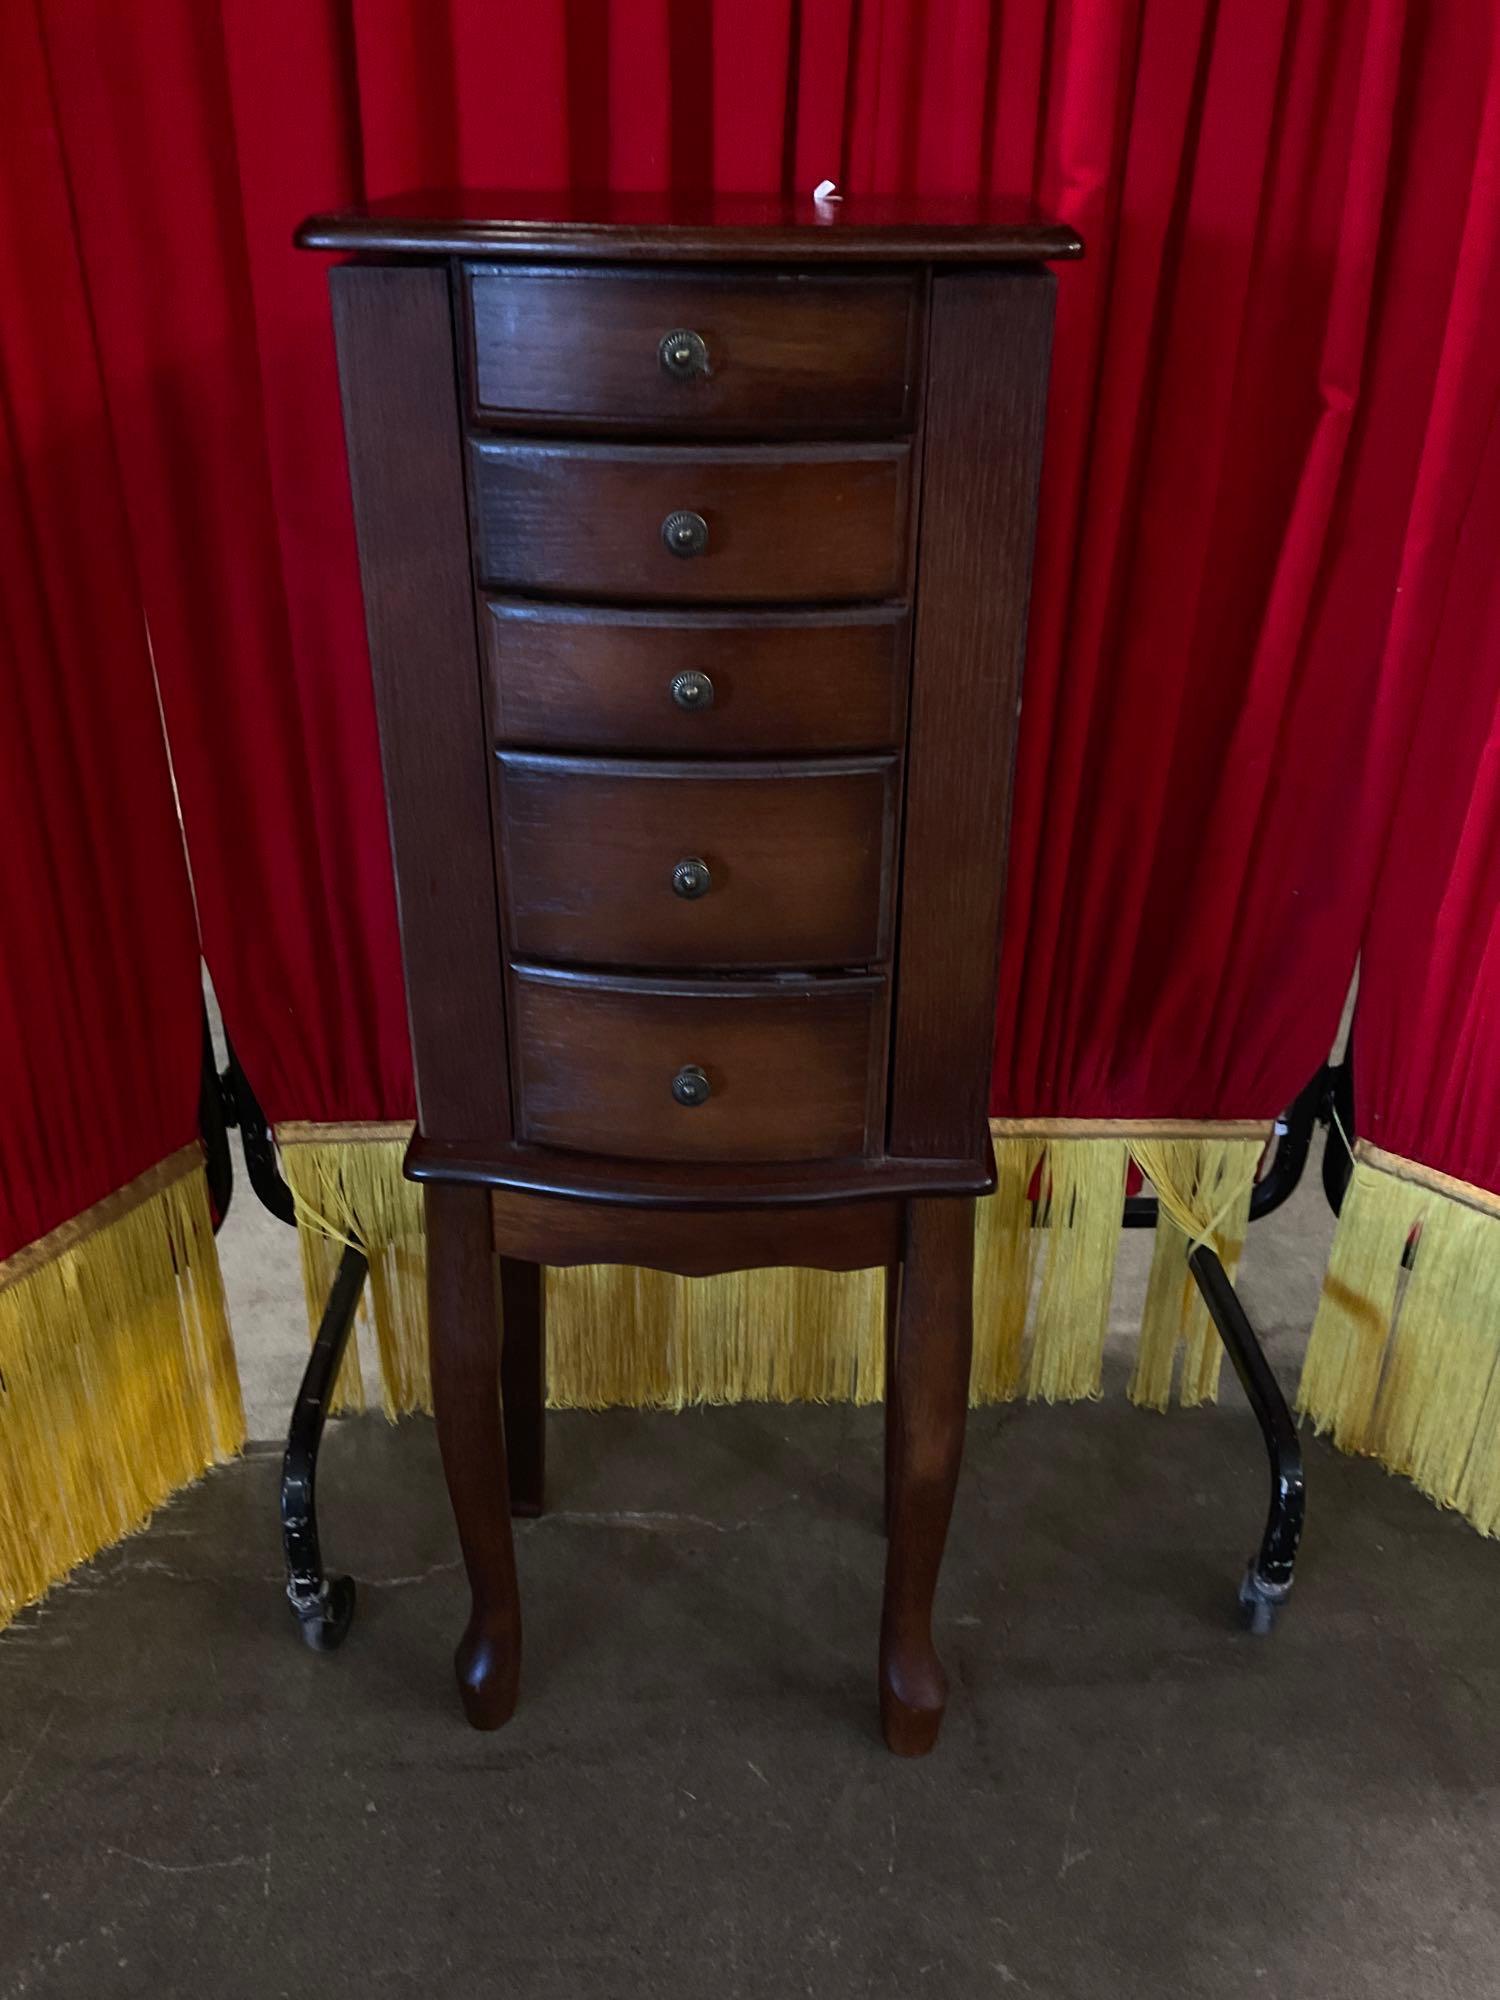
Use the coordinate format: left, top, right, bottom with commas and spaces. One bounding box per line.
1237, 1562, 1288, 1637
293, 1575, 356, 1652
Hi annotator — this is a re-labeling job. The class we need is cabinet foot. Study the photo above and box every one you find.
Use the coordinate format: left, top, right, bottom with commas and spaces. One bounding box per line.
879, 1197, 974, 1757
455, 1618, 522, 1730
427, 1181, 522, 1730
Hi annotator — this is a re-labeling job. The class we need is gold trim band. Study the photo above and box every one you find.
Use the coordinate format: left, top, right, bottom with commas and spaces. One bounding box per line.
0, 1143, 205, 1298
1355, 1140, 1500, 1223
276, 1121, 413, 1147
989, 1118, 1272, 1141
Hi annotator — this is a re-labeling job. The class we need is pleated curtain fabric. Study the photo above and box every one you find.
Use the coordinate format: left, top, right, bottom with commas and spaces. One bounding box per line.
35, 0, 1432, 1134
1298, 8, 1500, 1534
20, 1, 1500, 1438
0, 1, 242, 1622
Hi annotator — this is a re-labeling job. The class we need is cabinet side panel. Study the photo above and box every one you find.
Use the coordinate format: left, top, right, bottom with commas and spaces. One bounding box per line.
888, 268, 1055, 1159
330, 262, 511, 1141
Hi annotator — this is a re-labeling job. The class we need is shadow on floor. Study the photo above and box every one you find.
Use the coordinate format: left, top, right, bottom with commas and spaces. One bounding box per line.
1, 1398, 1496, 1999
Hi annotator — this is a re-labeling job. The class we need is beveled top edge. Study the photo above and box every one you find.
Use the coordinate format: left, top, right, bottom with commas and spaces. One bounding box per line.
294, 188, 1084, 264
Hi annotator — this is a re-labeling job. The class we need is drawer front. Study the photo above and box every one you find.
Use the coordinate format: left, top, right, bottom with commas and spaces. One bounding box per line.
484, 601, 909, 753
510, 968, 885, 1162
497, 755, 896, 969
464, 266, 918, 434
468, 439, 910, 603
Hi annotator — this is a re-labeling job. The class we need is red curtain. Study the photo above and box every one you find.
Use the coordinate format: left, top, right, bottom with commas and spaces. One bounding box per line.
1345, 14, 1500, 1195
37, 4, 406, 1127
0, 0, 203, 1261
27, 1, 1495, 1139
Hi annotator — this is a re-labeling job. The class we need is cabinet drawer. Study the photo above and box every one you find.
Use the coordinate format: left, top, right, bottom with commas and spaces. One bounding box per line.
484, 601, 909, 753
496, 755, 896, 969
510, 967, 885, 1162
464, 266, 918, 434
468, 439, 910, 603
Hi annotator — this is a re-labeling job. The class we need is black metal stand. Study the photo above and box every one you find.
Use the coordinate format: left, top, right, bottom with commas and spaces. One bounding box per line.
199, 1012, 234, 1227
199, 975, 1352, 1660
201, 1014, 366, 1651
281, 1241, 366, 1649
1111, 1051, 1355, 1632
1188, 1243, 1306, 1634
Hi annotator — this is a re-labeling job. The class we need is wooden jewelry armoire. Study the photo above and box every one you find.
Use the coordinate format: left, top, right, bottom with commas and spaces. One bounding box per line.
298, 191, 1081, 1755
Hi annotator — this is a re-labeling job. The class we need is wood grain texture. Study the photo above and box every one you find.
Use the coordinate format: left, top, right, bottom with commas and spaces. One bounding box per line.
426, 1182, 519, 1729
495, 753, 896, 969
314, 214, 1073, 1753
490, 1186, 903, 1276
508, 966, 887, 1163
887, 269, 1056, 1159
464, 265, 917, 434
297, 188, 1083, 262
880, 1196, 975, 1756
483, 599, 910, 755
467, 438, 910, 603
330, 264, 510, 1142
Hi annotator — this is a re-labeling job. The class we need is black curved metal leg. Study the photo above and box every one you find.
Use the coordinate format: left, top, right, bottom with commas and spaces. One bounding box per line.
1188, 1244, 1305, 1634
282, 1242, 368, 1651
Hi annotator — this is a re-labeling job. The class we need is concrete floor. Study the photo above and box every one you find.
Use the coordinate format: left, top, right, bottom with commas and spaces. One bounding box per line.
2, 1393, 1497, 1997
6, 1011, 1497, 1995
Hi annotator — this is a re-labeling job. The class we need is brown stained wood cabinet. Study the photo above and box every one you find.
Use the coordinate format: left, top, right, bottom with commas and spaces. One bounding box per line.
299, 189, 1081, 1756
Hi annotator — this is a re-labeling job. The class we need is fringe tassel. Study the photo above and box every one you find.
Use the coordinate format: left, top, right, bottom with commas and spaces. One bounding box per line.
0, 1153, 243, 1626
1300, 1146, 1500, 1535
547, 1265, 885, 1410
279, 1137, 426, 1417
545, 1263, 673, 1410
1127, 1139, 1263, 1411
276, 1127, 1274, 1426
546, 1263, 884, 1410
1297, 1159, 1416, 1453
970, 1136, 1043, 1401
278, 1135, 885, 1414
1026, 1140, 1129, 1402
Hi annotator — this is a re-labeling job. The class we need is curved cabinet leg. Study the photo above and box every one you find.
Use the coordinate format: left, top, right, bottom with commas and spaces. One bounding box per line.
500, 1256, 546, 1517
880, 1197, 974, 1756
883, 1260, 901, 1537
427, 1183, 521, 1729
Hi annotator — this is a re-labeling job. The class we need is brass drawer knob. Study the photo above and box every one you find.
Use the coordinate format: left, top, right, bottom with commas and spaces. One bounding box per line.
659, 328, 710, 380
671, 1064, 712, 1107
670, 669, 715, 711
661, 509, 709, 558
672, 857, 712, 900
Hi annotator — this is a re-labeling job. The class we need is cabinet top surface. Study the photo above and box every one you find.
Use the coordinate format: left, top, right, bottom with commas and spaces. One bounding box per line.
295, 187, 1083, 263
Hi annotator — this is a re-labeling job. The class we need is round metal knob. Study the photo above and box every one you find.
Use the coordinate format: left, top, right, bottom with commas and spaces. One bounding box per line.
670, 670, 715, 712
671, 1064, 712, 1107
661, 509, 709, 558
659, 329, 710, 380
672, 857, 712, 900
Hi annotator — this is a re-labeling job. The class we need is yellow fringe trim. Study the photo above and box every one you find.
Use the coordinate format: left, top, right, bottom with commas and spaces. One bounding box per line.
1026, 1140, 1130, 1401
1299, 1143, 1500, 1536
546, 1263, 886, 1410
970, 1136, 1044, 1400
277, 1132, 886, 1412
1127, 1138, 1264, 1411
275, 1123, 1272, 1420
0, 1151, 243, 1626
278, 1138, 427, 1416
